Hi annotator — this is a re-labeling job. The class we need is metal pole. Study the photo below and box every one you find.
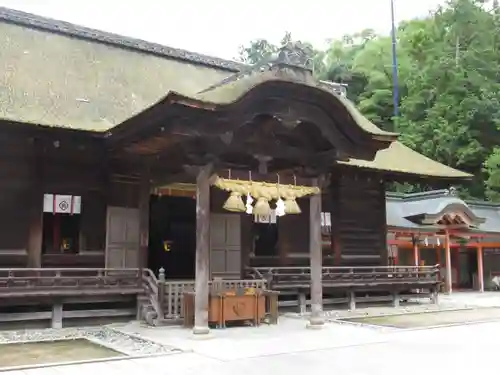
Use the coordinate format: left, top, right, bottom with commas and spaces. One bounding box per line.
390, 0, 400, 123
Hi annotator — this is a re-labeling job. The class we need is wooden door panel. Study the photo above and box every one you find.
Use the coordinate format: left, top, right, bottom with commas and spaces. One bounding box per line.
210, 249, 226, 273
210, 214, 241, 278
226, 250, 241, 272
106, 207, 140, 268
225, 216, 241, 247
107, 247, 125, 268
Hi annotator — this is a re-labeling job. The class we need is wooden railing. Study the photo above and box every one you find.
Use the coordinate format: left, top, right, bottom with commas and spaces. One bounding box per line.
0, 267, 268, 324
0, 268, 142, 297
246, 265, 441, 290
141, 269, 164, 324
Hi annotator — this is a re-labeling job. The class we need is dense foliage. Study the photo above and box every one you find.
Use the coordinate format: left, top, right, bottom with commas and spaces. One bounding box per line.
237, 0, 500, 200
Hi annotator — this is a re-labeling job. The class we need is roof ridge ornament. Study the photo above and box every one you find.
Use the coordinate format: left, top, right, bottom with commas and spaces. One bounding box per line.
273, 41, 314, 71
445, 186, 457, 196
197, 41, 315, 95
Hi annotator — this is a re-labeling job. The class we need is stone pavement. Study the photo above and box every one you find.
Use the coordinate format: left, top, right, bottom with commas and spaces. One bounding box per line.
3, 292, 500, 375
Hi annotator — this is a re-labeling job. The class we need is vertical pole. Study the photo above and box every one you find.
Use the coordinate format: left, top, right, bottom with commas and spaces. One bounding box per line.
308, 177, 324, 328
193, 164, 213, 335
444, 230, 452, 294
390, 0, 400, 127
477, 245, 484, 292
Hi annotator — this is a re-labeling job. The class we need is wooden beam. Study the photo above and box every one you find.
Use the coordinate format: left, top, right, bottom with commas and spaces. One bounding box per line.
217, 169, 313, 186
308, 176, 324, 328
193, 163, 213, 335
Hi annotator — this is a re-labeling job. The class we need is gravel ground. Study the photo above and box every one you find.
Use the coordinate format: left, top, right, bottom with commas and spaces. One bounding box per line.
344, 307, 500, 328
284, 300, 464, 321
282, 293, 500, 329
0, 326, 181, 356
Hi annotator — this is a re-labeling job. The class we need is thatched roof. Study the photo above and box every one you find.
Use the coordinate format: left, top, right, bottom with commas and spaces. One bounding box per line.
0, 7, 240, 131
192, 69, 397, 138
0, 7, 471, 180
339, 141, 472, 179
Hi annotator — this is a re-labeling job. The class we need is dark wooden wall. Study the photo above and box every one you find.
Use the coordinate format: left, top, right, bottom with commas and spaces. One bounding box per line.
0, 124, 116, 268
331, 172, 387, 266
0, 123, 389, 270
245, 171, 388, 268
0, 127, 37, 267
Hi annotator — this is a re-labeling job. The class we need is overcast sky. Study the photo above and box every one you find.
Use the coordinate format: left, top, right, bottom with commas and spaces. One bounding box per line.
0, 0, 446, 60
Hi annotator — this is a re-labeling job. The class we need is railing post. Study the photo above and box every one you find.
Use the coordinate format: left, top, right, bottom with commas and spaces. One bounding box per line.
158, 267, 166, 310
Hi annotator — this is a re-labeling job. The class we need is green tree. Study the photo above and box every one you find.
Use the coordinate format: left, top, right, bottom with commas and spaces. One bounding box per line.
236, 0, 500, 200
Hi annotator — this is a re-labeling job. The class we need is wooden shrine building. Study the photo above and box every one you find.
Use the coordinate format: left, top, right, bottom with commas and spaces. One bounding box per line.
386, 189, 500, 293
0, 8, 473, 330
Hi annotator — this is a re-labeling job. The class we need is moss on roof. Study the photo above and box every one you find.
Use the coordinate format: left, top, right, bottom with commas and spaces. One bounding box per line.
339, 141, 472, 179
0, 21, 230, 131
193, 69, 397, 138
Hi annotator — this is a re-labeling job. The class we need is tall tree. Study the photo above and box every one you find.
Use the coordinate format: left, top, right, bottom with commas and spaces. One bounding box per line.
236, 0, 500, 200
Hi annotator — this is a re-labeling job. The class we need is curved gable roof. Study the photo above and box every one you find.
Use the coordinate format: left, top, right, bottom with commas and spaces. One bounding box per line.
192, 69, 397, 139
387, 190, 486, 230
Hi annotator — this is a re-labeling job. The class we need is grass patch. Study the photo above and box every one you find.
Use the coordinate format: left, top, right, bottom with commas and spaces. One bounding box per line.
342, 308, 500, 328
0, 338, 124, 368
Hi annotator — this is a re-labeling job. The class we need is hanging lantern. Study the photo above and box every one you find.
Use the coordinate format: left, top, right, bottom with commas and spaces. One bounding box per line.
223, 191, 246, 212
437, 237, 441, 246
424, 236, 429, 246
253, 197, 271, 215
245, 193, 254, 214
275, 197, 286, 217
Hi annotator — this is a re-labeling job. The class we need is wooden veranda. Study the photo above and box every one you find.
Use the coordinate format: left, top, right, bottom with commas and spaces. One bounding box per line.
0, 265, 440, 328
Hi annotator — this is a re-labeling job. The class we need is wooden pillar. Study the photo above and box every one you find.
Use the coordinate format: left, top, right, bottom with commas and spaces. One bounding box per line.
51, 301, 63, 329
444, 230, 452, 294
193, 164, 213, 335
436, 244, 442, 266
477, 245, 484, 292
27, 139, 43, 268
138, 169, 150, 269
413, 238, 419, 267
330, 177, 341, 265
309, 177, 324, 328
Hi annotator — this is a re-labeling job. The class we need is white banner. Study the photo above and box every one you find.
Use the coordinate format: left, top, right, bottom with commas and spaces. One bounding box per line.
254, 210, 277, 224
43, 194, 81, 214
321, 212, 331, 227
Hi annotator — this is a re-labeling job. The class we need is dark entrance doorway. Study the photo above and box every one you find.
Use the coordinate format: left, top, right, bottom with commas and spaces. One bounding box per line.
458, 249, 478, 289
253, 222, 279, 257
148, 195, 196, 279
